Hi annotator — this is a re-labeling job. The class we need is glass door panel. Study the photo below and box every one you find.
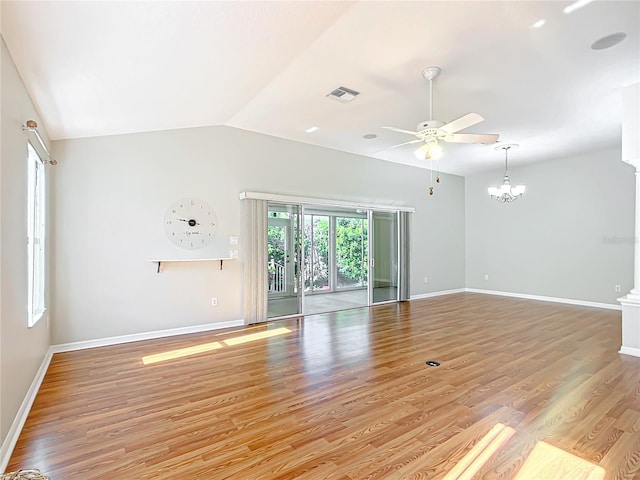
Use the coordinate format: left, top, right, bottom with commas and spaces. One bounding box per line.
336, 216, 368, 289
267, 203, 301, 318
304, 215, 330, 293
370, 211, 399, 304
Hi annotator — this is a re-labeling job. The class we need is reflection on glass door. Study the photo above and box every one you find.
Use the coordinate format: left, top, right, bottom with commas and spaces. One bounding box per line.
370, 211, 399, 304
267, 203, 301, 318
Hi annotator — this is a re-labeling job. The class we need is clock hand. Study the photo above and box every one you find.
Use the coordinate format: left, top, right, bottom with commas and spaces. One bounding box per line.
176, 218, 201, 227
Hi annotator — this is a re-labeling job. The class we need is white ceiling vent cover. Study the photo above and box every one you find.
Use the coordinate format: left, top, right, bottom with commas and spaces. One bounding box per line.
326, 86, 360, 102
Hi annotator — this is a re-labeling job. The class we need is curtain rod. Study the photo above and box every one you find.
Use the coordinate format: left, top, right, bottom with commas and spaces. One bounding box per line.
22, 120, 57, 165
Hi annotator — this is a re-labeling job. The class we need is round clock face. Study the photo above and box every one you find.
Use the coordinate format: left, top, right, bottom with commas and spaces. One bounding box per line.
164, 198, 218, 250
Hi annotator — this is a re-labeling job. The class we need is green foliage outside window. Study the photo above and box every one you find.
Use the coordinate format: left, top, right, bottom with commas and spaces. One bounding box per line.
268, 213, 368, 291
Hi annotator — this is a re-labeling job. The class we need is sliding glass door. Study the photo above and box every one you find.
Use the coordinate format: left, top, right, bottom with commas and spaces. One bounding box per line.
267, 203, 302, 318
265, 202, 405, 318
303, 209, 368, 295
336, 216, 368, 290
370, 211, 399, 304
304, 214, 330, 292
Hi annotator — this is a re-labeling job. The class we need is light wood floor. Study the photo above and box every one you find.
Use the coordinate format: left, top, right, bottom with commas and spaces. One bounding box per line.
7, 293, 640, 479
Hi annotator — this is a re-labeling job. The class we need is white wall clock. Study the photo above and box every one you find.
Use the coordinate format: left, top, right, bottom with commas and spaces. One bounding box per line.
164, 198, 218, 250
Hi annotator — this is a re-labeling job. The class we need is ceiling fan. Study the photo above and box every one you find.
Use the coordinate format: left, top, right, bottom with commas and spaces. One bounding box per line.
383, 66, 499, 160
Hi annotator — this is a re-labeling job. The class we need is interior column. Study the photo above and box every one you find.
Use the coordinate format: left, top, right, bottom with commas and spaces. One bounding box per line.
619, 83, 640, 357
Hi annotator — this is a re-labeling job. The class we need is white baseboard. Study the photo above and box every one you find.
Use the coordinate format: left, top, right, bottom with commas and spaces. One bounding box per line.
464, 288, 622, 311
619, 346, 640, 357
0, 350, 53, 473
410, 288, 466, 300
50, 319, 245, 353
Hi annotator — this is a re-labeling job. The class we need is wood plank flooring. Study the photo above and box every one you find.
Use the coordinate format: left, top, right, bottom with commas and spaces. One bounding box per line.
7, 293, 640, 479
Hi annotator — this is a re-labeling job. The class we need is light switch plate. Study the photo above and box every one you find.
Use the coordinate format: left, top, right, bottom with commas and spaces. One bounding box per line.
230, 236, 239, 245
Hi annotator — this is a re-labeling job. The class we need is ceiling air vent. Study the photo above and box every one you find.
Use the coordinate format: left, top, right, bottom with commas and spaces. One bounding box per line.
327, 86, 360, 103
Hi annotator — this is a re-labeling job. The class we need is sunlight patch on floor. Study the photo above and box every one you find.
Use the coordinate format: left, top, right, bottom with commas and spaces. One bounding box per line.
514, 441, 605, 480
141, 341, 223, 364
444, 422, 606, 480
141, 327, 292, 364
443, 423, 516, 480
223, 327, 291, 346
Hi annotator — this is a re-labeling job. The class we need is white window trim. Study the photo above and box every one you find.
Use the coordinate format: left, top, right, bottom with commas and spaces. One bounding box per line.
27, 142, 46, 327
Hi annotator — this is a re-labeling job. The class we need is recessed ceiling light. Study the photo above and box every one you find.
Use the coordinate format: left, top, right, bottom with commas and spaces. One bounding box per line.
531, 19, 546, 29
305, 126, 319, 133
363, 133, 377, 139
563, 0, 594, 14
591, 32, 627, 50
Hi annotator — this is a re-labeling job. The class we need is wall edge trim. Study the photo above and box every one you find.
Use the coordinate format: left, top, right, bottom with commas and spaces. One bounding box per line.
0, 349, 53, 472
410, 289, 466, 300
619, 346, 640, 357
50, 319, 245, 353
464, 288, 622, 311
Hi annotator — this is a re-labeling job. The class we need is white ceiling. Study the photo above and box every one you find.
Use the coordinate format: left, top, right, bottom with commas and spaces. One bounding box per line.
1, 1, 638, 175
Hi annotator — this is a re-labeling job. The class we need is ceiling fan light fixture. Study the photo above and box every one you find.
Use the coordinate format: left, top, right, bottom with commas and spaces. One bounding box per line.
415, 140, 442, 160
382, 66, 499, 160
428, 142, 443, 159
488, 144, 526, 203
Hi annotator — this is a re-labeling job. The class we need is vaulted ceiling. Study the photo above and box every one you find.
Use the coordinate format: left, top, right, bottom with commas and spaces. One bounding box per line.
1, 1, 638, 175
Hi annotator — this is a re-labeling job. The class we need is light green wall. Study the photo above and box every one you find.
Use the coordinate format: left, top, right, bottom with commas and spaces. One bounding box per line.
51, 126, 466, 344
465, 148, 635, 304
0, 37, 51, 450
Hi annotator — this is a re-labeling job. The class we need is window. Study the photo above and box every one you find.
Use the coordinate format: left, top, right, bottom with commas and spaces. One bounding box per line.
27, 142, 46, 326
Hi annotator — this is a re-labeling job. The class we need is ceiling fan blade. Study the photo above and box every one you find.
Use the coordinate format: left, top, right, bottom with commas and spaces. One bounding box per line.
387, 139, 423, 149
440, 113, 484, 134
382, 126, 419, 136
443, 133, 499, 144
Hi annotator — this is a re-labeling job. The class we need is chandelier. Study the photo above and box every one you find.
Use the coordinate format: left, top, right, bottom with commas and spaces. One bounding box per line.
488, 144, 526, 203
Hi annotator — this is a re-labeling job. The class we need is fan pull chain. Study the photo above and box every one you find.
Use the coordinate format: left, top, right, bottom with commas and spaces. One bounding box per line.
429, 158, 434, 196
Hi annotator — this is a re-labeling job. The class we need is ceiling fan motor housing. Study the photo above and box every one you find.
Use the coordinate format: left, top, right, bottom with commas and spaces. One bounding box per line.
416, 120, 445, 140
417, 120, 445, 130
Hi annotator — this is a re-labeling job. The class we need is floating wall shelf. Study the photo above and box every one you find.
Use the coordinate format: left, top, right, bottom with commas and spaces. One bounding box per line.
149, 258, 233, 273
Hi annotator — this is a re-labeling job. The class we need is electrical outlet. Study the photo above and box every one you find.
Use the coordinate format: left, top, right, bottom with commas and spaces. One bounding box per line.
230, 249, 239, 258
230, 235, 239, 245
424, 276, 428, 284
484, 274, 489, 281
211, 297, 218, 307
615, 285, 621, 293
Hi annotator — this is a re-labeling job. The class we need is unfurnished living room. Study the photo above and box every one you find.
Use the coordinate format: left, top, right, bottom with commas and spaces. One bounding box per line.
1, 1, 639, 479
